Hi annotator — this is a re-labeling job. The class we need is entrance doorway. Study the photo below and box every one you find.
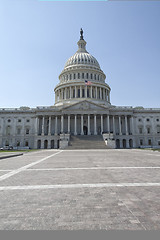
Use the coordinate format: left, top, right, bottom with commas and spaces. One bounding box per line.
123, 139, 126, 149
44, 140, 48, 149
129, 139, 133, 148
83, 126, 88, 135
116, 139, 120, 149
37, 140, 41, 149
51, 140, 54, 149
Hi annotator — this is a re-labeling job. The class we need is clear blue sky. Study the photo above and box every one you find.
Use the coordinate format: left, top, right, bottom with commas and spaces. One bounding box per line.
0, 0, 160, 108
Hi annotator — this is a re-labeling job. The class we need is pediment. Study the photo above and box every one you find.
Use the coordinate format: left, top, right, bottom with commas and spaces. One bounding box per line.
62, 100, 108, 112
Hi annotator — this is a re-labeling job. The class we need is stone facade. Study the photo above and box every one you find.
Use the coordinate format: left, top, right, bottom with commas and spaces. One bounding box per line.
0, 30, 160, 149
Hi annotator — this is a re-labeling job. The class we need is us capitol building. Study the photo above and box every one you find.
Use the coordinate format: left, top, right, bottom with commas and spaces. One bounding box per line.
0, 29, 160, 149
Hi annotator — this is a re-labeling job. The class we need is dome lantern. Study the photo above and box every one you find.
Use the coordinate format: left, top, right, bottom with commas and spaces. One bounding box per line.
77, 28, 87, 53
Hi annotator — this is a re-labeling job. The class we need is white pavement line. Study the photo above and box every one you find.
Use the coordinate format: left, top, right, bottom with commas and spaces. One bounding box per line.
0, 150, 63, 182
1, 182, 160, 191
25, 166, 160, 171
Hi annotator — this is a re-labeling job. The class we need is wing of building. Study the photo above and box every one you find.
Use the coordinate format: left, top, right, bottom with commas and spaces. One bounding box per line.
0, 29, 160, 149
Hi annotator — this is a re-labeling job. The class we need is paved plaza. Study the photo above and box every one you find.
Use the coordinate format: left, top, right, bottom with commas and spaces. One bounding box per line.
0, 149, 160, 230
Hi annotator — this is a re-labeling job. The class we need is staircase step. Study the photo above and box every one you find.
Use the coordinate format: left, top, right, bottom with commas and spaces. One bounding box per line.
66, 135, 111, 149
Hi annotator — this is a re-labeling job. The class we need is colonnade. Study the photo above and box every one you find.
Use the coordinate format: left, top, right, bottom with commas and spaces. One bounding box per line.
55, 85, 110, 103
35, 114, 134, 136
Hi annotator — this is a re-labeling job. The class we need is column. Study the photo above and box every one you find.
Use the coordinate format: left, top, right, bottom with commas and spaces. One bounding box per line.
106, 90, 107, 101
119, 116, 122, 135
61, 115, 64, 133
85, 86, 87, 98
70, 86, 72, 99
48, 116, 51, 135
107, 115, 110, 133
103, 89, 105, 100
112, 116, 115, 134
94, 115, 97, 135
96, 87, 98, 99
42, 117, 44, 136
108, 92, 110, 102
81, 115, 84, 135
90, 86, 92, 98
130, 116, 134, 135
74, 115, 77, 135
68, 115, 70, 133
64, 88, 67, 100
75, 86, 77, 98
125, 116, 128, 135
101, 115, 103, 134
35, 117, 38, 135
55, 116, 58, 135
100, 88, 102, 100
55, 92, 57, 103
88, 115, 91, 135
80, 86, 82, 98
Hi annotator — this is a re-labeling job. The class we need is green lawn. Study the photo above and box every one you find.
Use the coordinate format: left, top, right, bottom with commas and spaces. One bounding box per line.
0, 149, 40, 153
139, 148, 160, 152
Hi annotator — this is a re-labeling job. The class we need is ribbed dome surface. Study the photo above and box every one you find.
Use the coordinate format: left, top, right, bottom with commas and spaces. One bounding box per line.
64, 52, 101, 69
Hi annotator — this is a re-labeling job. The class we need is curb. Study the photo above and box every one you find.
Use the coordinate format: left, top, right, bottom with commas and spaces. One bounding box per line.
0, 153, 23, 160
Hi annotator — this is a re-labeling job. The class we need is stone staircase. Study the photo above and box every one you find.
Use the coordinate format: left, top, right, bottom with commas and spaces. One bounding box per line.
67, 135, 109, 149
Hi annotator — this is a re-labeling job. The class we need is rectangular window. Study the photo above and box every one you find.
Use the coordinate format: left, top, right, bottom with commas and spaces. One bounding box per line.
78, 89, 80, 98
157, 126, 160, 133
26, 129, 29, 135
82, 73, 84, 79
139, 128, 142, 134
73, 89, 75, 98
148, 139, 152, 145
86, 73, 88, 79
17, 128, 21, 135
147, 128, 150, 134
82, 89, 85, 98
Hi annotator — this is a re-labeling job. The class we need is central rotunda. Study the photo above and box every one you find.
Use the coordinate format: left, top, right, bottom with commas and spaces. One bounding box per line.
54, 28, 111, 107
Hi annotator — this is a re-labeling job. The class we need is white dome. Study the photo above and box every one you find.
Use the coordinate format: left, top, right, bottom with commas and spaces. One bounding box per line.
64, 52, 101, 69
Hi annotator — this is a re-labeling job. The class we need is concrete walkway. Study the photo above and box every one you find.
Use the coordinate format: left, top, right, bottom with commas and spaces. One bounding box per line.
0, 149, 160, 230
